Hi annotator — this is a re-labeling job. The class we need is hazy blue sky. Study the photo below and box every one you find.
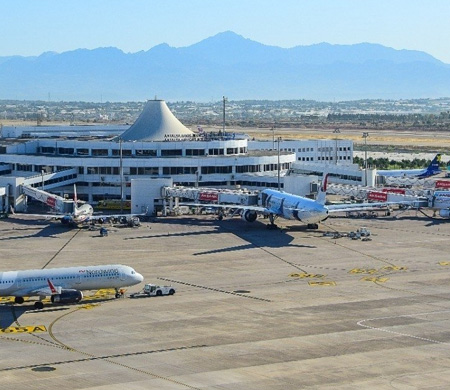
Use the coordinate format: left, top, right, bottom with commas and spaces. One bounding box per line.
2, 0, 449, 62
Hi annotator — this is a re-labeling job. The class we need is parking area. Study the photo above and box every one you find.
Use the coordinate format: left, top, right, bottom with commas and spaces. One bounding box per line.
1, 212, 450, 389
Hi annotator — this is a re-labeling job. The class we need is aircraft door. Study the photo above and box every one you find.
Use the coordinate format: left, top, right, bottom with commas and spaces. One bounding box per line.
76, 275, 81, 284
261, 192, 269, 207
120, 271, 125, 281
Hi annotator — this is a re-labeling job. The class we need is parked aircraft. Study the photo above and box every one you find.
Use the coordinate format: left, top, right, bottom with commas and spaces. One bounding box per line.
0, 264, 143, 309
62, 185, 94, 224
377, 154, 442, 178
428, 190, 450, 218
21, 184, 142, 226
186, 175, 395, 229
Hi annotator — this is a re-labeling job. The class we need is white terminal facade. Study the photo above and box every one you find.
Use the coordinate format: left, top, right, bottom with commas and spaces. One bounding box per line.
0, 100, 361, 213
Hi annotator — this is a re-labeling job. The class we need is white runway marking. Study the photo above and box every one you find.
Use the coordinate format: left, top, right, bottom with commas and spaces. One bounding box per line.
357, 310, 450, 345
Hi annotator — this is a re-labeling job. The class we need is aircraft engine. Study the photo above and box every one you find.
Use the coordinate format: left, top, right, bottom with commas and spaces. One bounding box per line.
439, 209, 450, 218
61, 216, 71, 224
51, 290, 83, 304
241, 209, 258, 222
128, 216, 141, 227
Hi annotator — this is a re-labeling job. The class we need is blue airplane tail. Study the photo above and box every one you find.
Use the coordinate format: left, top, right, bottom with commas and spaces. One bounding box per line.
419, 154, 442, 177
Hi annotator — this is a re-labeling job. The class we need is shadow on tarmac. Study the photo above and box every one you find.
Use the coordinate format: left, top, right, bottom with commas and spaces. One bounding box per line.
0, 305, 30, 328
0, 218, 68, 240
0, 295, 117, 328
194, 219, 316, 255
129, 215, 317, 254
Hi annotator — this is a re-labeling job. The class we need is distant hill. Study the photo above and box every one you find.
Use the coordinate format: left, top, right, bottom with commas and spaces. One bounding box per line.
0, 31, 449, 101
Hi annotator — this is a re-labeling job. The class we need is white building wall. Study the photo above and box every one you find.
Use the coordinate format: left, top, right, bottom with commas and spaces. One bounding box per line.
248, 139, 353, 165
0, 136, 298, 205
131, 178, 173, 215
283, 175, 320, 197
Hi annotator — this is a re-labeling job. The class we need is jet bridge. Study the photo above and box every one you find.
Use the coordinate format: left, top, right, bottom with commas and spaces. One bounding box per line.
161, 186, 260, 215
21, 185, 74, 214
22, 168, 78, 190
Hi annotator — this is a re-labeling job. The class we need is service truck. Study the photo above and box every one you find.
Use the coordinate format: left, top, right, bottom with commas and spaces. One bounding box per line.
130, 284, 176, 298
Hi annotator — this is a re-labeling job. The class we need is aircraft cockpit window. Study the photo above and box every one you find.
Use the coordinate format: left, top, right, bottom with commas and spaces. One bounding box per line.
131, 271, 135, 274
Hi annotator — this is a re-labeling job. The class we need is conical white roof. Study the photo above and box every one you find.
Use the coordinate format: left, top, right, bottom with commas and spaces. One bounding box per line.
120, 100, 193, 141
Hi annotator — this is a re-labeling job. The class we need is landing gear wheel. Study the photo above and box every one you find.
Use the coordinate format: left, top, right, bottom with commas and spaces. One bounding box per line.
307, 223, 319, 230
34, 301, 44, 310
115, 293, 121, 298
15, 297, 24, 304
267, 214, 278, 229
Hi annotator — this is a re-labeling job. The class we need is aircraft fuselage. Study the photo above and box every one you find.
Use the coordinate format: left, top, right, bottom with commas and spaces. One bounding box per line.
0, 264, 143, 298
262, 189, 328, 224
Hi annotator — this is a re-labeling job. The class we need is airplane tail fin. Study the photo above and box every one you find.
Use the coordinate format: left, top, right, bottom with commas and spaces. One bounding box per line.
73, 184, 78, 210
424, 154, 442, 176
316, 174, 329, 205
73, 184, 78, 203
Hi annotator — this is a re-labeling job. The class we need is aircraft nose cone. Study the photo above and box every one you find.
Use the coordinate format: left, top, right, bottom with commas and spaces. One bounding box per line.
136, 272, 144, 283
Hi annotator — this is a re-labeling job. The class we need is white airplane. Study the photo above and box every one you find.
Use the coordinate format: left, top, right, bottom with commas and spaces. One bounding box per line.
0, 264, 143, 310
187, 175, 395, 229
428, 190, 450, 218
21, 184, 141, 226
377, 154, 442, 178
63, 185, 94, 224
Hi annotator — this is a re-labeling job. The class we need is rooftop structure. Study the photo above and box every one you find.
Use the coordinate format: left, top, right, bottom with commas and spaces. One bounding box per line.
120, 100, 193, 142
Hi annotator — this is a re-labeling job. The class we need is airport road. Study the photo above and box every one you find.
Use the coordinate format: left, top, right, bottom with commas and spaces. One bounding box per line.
1, 212, 450, 389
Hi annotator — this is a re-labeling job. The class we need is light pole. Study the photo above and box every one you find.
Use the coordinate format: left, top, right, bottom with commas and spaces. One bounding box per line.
277, 137, 282, 190
362, 132, 369, 186
272, 126, 275, 150
119, 138, 124, 213
333, 128, 341, 164
222, 96, 228, 137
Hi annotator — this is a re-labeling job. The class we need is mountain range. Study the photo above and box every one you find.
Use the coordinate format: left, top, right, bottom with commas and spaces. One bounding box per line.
1, 31, 449, 102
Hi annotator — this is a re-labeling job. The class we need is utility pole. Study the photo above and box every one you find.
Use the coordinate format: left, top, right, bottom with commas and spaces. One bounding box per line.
119, 138, 124, 213
272, 126, 275, 150
222, 96, 227, 137
333, 128, 341, 164
277, 137, 282, 190
362, 132, 369, 186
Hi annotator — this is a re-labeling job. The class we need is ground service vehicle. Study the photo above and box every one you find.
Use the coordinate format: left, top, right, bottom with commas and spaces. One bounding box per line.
130, 284, 176, 298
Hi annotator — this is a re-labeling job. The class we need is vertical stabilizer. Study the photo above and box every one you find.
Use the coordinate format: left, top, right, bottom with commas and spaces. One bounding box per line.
427, 154, 441, 175
73, 184, 78, 211
418, 154, 442, 178
316, 174, 329, 205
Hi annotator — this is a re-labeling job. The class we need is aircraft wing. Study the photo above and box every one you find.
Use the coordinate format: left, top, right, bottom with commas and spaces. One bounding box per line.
180, 202, 269, 214
30, 279, 63, 296
12, 285, 55, 297
13, 213, 67, 220
326, 201, 404, 214
30, 286, 55, 296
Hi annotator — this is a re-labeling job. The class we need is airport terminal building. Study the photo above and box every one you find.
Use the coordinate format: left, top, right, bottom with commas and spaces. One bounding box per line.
0, 100, 357, 212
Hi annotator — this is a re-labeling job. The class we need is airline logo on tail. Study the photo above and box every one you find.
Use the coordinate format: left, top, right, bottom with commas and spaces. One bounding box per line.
420, 154, 442, 178
430, 154, 441, 171
47, 279, 57, 294
316, 174, 329, 205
